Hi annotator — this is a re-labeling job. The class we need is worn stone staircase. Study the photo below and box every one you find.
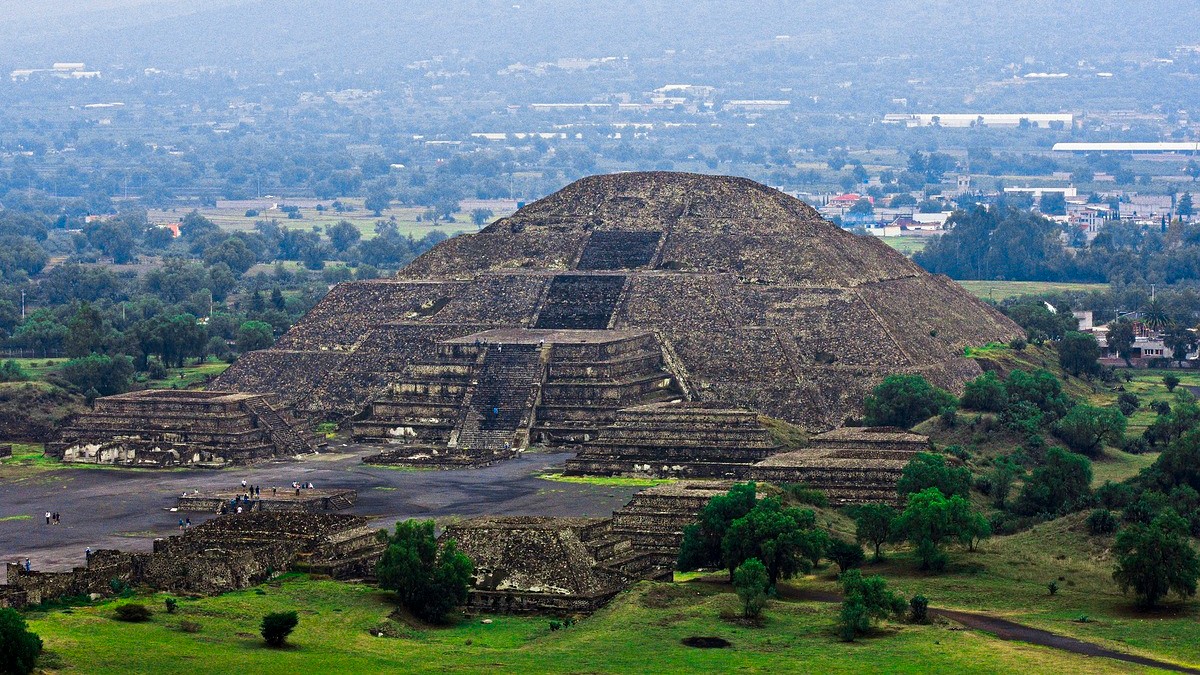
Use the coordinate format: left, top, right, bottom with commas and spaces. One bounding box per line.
242, 397, 315, 456
453, 344, 545, 451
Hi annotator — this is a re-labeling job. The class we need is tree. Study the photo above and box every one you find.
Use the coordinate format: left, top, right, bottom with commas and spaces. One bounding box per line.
1113, 510, 1200, 608
863, 375, 957, 429
1179, 192, 1194, 217
1004, 303, 1078, 342
722, 497, 827, 586
470, 208, 495, 228
678, 482, 758, 576
1058, 331, 1101, 376
893, 488, 980, 571
376, 520, 474, 624
837, 570, 906, 641
270, 288, 286, 311
59, 353, 135, 396
0, 607, 42, 675
1164, 373, 1181, 392
961, 371, 1007, 412
260, 611, 298, 647
365, 188, 392, 216
1039, 192, 1066, 216
896, 452, 971, 499
987, 458, 1021, 509
1014, 447, 1093, 516
327, 220, 362, 253
851, 503, 897, 560
203, 237, 256, 276
64, 302, 109, 358
1162, 325, 1197, 367
237, 321, 275, 353
1005, 369, 1073, 421
1053, 405, 1126, 456
828, 539, 866, 572
732, 558, 770, 619
1107, 320, 1136, 366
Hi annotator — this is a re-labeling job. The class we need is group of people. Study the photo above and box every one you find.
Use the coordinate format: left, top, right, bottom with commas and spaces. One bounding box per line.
43, 511, 62, 525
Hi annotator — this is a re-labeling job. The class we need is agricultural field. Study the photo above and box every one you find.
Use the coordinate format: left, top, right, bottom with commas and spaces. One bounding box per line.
147, 198, 516, 241
880, 236, 930, 256
955, 280, 1110, 301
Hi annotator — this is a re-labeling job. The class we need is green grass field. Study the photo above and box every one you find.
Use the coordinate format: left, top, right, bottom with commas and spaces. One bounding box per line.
4, 357, 228, 391
880, 236, 929, 255
24, 572, 1151, 674
955, 281, 1110, 301
148, 198, 515, 241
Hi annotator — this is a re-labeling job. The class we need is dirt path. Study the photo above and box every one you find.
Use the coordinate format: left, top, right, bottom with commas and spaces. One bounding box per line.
779, 587, 1199, 673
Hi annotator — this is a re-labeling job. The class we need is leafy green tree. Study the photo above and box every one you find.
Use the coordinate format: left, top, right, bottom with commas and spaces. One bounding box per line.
203, 237, 257, 275
470, 208, 495, 227
0, 607, 42, 675
376, 520, 474, 624
1116, 392, 1140, 417
863, 375, 957, 429
60, 354, 135, 396
1106, 320, 1136, 366
837, 570, 906, 641
1162, 325, 1197, 367
1014, 447, 1093, 516
896, 452, 971, 499
1179, 192, 1194, 217
1005, 303, 1079, 342
327, 220, 362, 252
1053, 405, 1126, 456
828, 539, 865, 572
1058, 331, 1101, 376
732, 558, 770, 619
851, 503, 897, 560
260, 611, 298, 647
365, 188, 392, 216
64, 302, 111, 358
987, 458, 1021, 509
678, 482, 757, 576
961, 371, 1007, 412
1039, 192, 1067, 216
1113, 510, 1200, 608
237, 321, 275, 353
1164, 373, 1181, 392
722, 497, 827, 586
1004, 369, 1073, 421
894, 488, 980, 571
13, 310, 68, 356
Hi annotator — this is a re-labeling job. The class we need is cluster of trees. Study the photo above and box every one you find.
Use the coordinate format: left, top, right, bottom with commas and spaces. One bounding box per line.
916, 202, 1200, 287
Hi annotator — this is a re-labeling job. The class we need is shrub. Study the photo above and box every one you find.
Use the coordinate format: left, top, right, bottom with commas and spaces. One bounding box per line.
782, 484, 828, 508
261, 611, 299, 647
1047, 581, 1059, 596
732, 557, 771, 619
164, 597, 178, 614
1087, 509, 1118, 535
1116, 392, 1140, 417
114, 603, 152, 622
548, 620, 562, 631
1122, 436, 1150, 455
1053, 405, 1127, 457
908, 595, 929, 624
1014, 447, 1093, 517
0, 359, 29, 382
1009, 337, 1027, 351
0, 608, 42, 675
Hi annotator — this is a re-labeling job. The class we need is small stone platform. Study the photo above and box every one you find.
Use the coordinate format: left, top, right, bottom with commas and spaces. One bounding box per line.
176, 488, 357, 513
47, 389, 319, 468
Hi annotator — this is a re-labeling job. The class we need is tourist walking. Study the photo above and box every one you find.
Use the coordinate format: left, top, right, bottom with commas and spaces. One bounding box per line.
45, 511, 50, 525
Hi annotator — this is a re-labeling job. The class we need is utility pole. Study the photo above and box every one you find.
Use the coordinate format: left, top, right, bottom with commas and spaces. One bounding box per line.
20, 290, 25, 320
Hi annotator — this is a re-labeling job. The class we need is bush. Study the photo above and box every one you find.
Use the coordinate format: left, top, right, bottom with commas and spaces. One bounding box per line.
732, 557, 771, 619
1117, 392, 1140, 417
1087, 509, 1119, 535
896, 452, 971, 499
114, 603, 152, 622
908, 595, 929, 624
1047, 581, 1059, 596
548, 620, 562, 631
1009, 337, 1027, 351
1014, 447, 1093, 517
164, 597, 178, 614
0, 607, 42, 675
0, 359, 29, 382
261, 611, 299, 647
1113, 510, 1200, 608
782, 484, 828, 508
1053, 405, 1127, 457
